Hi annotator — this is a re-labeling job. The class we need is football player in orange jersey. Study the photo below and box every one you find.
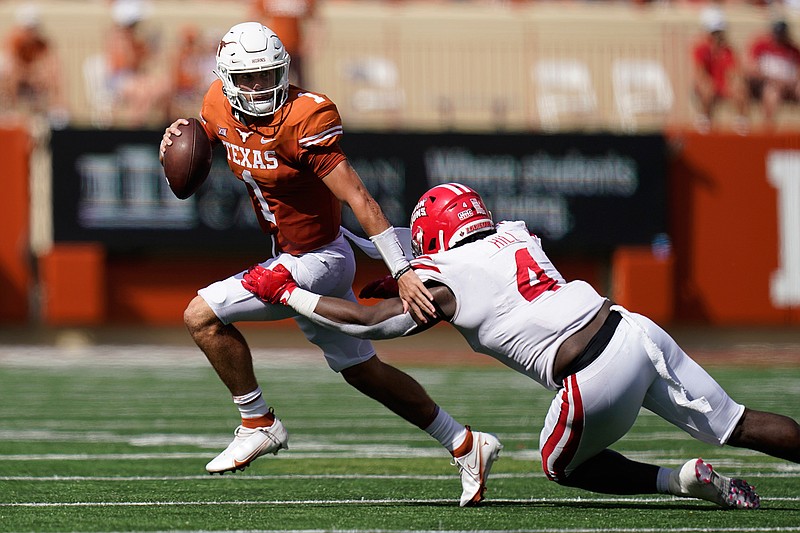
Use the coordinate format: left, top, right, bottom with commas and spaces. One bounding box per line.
158, 22, 500, 506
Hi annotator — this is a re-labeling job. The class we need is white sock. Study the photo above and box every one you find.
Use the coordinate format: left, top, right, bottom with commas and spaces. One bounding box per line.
656, 467, 674, 494
233, 387, 269, 419
424, 406, 468, 453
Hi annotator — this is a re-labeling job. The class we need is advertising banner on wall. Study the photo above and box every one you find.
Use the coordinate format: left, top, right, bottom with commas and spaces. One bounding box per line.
342, 132, 667, 255
51, 129, 269, 253
51, 129, 667, 255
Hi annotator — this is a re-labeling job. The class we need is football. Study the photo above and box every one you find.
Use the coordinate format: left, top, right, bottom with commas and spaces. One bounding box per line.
162, 118, 212, 199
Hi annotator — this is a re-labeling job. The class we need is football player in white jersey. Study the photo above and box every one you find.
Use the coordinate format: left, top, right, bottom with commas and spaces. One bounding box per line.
242, 182, 800, 509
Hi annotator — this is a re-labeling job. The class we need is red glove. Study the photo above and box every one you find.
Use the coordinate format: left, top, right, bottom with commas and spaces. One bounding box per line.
358, 274, 400, 299
242, 264, 298, 304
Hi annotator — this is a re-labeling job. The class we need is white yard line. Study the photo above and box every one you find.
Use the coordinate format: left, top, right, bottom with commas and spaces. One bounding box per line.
4, 471, 800, 482
2, 496, 799, 508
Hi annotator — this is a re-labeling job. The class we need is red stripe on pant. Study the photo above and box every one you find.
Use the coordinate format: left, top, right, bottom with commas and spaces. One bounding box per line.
541, 374, 584, 482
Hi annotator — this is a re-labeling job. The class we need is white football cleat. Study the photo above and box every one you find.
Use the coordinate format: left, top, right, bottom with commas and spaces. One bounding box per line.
452, 428, 503, 507
670, 457, 760, 509
206, 417, 289, 474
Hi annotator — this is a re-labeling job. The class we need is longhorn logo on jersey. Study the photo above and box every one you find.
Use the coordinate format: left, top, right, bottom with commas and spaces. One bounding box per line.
236, 129, 255, 143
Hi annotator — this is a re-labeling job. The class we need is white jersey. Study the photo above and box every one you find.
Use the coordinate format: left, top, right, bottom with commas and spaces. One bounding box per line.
412, 221, 605, 390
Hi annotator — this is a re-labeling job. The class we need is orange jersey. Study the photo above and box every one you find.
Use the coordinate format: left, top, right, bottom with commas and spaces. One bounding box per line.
199, 80, 347, 255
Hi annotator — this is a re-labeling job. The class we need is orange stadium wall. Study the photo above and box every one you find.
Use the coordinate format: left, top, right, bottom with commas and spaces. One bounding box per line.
39, 243, 106, 325
39, 250, 394, 327
667, 130, 800, 325
612, 246, 675, 325
100, 252, 394, 325
0, 126, 31, 323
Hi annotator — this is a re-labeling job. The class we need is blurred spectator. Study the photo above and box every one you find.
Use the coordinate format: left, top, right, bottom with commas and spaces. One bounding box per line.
104, 0, 170, 126
0, 4, 69, 128
690, 7, 749, 134
745, 19, 800, 129
168, 24, 217, 118
250, 0, 317, 87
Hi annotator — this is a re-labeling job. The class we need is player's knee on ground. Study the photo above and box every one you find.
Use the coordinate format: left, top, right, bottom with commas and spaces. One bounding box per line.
540, 458, 565, 484
541, 457, 595, 488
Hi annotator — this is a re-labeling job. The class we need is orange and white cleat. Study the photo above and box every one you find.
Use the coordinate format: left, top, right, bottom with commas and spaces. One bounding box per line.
452, 428, 503, 507
205, 417, 289, 474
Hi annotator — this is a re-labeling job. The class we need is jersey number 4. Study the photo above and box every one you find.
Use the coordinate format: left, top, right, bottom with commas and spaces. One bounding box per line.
515, 248, 559, 301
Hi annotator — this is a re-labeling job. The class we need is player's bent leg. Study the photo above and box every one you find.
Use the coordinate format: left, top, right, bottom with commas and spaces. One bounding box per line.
341, 356, 504, 506
185, 294, 290, 473
555, 449, 660, 494
555, 450, 760, 509
194, 248, 355, 475
184, 295, 259, 395
340, 355, 438, 429
727, 408, 800, 463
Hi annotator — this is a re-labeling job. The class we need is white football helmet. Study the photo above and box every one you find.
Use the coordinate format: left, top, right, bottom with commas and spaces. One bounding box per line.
215, 22, 291, 117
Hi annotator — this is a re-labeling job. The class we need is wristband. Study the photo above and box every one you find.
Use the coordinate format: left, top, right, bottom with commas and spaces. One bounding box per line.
393, 264, 412, 281
286, 288, 322, 317
370, 226, 411, 279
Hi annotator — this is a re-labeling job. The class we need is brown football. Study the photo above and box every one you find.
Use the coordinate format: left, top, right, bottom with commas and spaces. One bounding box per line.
162, 118, 212, 199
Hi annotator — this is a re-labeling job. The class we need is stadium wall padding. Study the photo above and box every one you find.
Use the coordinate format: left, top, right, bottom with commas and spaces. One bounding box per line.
667, 130, 800, 325
39, 243, 105, 325
0, 126, 31, 323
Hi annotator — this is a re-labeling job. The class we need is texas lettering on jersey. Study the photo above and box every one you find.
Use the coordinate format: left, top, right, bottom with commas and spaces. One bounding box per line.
199, 80, 347, 254
219, 140, 278, 170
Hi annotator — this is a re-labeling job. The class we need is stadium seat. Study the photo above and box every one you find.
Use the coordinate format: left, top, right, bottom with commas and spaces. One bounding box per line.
342, 56, 405, 113
82, 53, 114, 127
532, 59, 597, 131
611, 59, 674, 132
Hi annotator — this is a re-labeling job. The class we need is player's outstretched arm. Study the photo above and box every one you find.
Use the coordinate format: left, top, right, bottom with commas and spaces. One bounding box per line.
242, 265, 449, 339
314, 281, 453, 339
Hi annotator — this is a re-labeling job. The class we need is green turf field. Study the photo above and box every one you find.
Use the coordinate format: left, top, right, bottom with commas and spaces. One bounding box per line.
0, 341, 798, 532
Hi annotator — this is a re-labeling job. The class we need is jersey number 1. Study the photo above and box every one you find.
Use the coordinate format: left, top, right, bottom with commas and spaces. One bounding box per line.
515, 248, 559, 301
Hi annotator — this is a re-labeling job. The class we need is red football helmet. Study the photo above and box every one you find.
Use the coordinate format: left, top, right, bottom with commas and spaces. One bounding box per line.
410, 183, 494, 257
